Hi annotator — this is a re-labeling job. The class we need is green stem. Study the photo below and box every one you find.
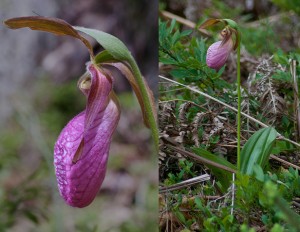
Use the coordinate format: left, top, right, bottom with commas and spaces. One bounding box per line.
128, 57, 159, 151
237, 32, 241, 170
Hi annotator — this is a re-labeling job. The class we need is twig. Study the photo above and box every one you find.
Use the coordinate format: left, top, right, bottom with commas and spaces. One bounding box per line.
211, 189, 232, 203
292, 201, 300, 208
181, 195, 221, 203
159, 10, 211, 37
159, 75, 300, 149
270, 155, 300, 170
165, 144, 237, 173
159, 174, 210, 193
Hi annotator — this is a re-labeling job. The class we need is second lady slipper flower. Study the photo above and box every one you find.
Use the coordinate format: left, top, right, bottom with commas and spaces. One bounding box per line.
206, 28, 234, 70
200, 19, 239, 71
54, 63, 120, 208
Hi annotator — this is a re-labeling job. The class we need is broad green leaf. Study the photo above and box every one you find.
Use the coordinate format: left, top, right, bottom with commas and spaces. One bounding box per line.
240, 127, 277, 175
75, 26, 131, 61
223, 19, 238, 30
4, 16, 94, 57
192, 147, 236, 192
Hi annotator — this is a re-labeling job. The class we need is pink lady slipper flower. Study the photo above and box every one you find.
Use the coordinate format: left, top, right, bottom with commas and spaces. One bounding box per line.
4, 16, 157, 208
206, 27, 235, 70
200, 18, 239, 71
54, 63, 120, 208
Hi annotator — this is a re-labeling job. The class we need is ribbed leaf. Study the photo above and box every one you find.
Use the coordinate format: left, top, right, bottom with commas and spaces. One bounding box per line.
240, 127, 277, 175
192, 147, 237, 192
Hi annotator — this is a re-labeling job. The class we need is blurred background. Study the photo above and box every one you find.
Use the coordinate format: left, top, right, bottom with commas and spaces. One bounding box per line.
0, 0, 158, 231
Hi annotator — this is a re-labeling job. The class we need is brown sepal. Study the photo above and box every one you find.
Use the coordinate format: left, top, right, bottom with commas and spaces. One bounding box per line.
4, 16, 94, 57
199, 18, 222, 29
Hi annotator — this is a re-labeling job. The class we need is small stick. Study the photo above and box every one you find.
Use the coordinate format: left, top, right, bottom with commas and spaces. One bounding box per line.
159, 174, 210, 193
270, 155, 300, 170
160, 10, 211, 37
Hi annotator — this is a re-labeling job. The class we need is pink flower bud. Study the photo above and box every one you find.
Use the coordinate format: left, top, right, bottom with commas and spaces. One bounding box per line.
206, 39, 233, 70
54, 64, 120, 208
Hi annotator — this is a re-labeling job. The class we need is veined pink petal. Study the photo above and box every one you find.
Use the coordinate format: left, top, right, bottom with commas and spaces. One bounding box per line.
206, 39, 233, 70
54, 64, 120, 208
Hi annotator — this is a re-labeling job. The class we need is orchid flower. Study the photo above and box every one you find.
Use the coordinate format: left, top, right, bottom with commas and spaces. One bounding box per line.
54, 64, 120, 207
4, 16, 158, 208
201, 19, 239, 71
206, 27, 235, 70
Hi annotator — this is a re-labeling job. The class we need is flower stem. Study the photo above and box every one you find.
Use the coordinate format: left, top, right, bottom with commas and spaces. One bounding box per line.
128, 57, 159, 151
237, 32, 241, 170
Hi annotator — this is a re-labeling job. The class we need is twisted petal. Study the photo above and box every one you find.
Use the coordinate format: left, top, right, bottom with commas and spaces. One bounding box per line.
54, 64, 120, 208
206, 39, 233, 70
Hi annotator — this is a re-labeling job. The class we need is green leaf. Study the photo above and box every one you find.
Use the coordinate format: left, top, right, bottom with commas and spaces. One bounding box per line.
194, 197, 203, 210
169, 19, 177, 32
253, 164, 265, 182
94, 50, 116, 63
174, 210, 186, 224
240, 127, 277, 175
223, 19, 238, 30
171, 30, 181, 45
24, 210, 39, 224
75, 26, 131, 61
180, 30, 192, 37
159, 57, 178, 65
191, 147, 237, 192
275, 196, 300, 229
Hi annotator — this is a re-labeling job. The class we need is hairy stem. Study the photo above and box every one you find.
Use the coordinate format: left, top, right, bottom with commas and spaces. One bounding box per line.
128, 57, 159, 151
237, 32, 241, 170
